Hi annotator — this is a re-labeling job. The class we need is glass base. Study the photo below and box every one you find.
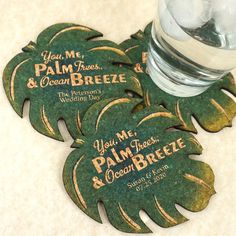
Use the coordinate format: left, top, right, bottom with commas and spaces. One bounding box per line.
147, 25, 229, 97
147, 53, 209, 97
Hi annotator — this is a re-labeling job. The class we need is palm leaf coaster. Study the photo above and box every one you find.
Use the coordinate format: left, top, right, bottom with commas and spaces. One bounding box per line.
3, 23, 142, 141
63, 98, 215, 233
120, 23, 236, 133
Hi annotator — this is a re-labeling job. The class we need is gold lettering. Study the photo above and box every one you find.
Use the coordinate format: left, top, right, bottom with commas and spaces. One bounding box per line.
70, 73, 83, 86
155, 149, 165, 160
127, 130, 134, 137
84, 76, 94, 85
146, 153, 158, 164
94, 75, 102, 84
40, 76, 49, 88
119, 73, 126, 83
65, 50, 76, 59
105, 169, 114, 184
105, 164, 134, 184
177, 138, 186, 149
111, 148, 123, 163
170, 141, 179, 153
142, 52, 148, 64
40, 76, 70, 88
116, 130, 129, 142
163, 145, 172, 156
132, 154, 148, 171
111, 74, 119, 83
115, 169, 124, 179
62, 64, 73, 74
92, 157, 106, 174
41, 51, 50, 64
55, 61, 62, 75
107, 157, 117, 169
120, 147, 134, 160
35, 64, 47, 77
103, 75, 110, 83
46, 66, 55, 75
93, 140, 105, 155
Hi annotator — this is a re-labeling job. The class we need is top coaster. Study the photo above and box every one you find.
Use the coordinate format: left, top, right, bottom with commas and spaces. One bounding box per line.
120, 23, 236, 133
3, 23, 142, 141
63, 98, 215, 234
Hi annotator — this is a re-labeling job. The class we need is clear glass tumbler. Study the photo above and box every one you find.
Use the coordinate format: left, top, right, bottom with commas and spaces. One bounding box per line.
148, 0, 236, 97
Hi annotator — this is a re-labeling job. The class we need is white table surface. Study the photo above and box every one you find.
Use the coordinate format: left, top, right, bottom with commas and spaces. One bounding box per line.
0, 1, 235, 235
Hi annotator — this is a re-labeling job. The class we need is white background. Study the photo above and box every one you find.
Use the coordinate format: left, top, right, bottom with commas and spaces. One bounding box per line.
0, 0, 235, 235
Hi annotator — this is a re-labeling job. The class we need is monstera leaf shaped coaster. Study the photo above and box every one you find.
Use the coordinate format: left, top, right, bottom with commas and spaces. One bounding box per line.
63, 98, 215, 233
120, 23, 236, 133
3, 23, 142, 140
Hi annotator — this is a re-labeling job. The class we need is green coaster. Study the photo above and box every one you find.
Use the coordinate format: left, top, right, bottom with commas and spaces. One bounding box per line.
120, 23, 236, 133
63, 98, 215, 233
3, 23, 142, 141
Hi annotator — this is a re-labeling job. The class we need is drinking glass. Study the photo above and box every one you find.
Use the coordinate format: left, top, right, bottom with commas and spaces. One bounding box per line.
147, 0, 236, 97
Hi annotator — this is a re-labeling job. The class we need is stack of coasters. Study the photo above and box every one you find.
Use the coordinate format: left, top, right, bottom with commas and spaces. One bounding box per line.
3, 24, 142, 140
120, 23, 236, 133
3, 22, 235, 233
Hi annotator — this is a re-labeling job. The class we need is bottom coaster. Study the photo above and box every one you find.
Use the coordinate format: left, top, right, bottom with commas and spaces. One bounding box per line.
63, 98, 215, 233
120, 23, 236, 133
